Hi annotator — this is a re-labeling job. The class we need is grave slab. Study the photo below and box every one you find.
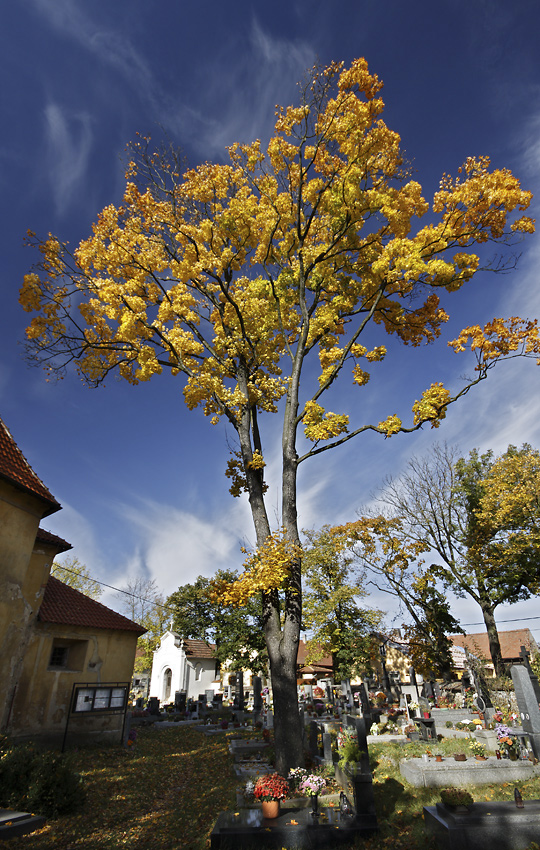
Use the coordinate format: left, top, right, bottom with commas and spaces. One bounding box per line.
210, 805, 377, 848
424, 800, 540, 850
400, 756, 540, 787
0, 809, 46, 840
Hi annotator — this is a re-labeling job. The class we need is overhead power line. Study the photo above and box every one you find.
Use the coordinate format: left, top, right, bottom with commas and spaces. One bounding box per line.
52, 564, 177, 614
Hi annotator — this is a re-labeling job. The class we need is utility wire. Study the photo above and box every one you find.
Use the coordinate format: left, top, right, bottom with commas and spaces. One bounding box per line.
52, 564, 178, 614
53, 564, 540, 632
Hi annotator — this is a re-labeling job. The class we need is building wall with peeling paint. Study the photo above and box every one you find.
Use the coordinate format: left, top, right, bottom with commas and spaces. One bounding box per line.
0, 479, 53, 730
9, 621, 139, 742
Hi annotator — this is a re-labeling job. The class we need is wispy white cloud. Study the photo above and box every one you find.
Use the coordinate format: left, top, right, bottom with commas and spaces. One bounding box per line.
44, 103, 93, 215
111, 498, 251, 597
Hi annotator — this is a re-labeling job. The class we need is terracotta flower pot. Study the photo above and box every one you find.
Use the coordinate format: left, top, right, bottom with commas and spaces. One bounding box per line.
475, 755, 487, 761
454, 754, 467, 761
261, 800, 280, 819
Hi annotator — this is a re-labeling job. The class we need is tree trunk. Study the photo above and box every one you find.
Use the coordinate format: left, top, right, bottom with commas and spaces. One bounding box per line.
479, 598, 506, 677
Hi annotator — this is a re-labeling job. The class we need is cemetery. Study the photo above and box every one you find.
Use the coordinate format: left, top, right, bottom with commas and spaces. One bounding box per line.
2, 655, 540, 850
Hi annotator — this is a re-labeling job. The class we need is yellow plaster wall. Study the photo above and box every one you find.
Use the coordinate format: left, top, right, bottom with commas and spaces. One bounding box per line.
9, 623, 139, 738
0, 481, 52, 729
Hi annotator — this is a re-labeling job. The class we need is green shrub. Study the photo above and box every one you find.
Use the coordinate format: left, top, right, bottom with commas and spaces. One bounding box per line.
338, 738, 364, 768
0, 743, 37, 807
27, 752, 84, 817
0, 740, 84, 817
445, 720, 453, 728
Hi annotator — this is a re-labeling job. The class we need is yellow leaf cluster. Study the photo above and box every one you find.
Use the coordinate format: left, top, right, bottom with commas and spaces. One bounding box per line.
412, 382, 451, 427
210, 529, 302, 606
449, 317, 540, 365
303, 400, 349, 442
376, 414, 402, 436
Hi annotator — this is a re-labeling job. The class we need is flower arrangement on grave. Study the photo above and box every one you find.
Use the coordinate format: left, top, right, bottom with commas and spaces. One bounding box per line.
243, 779, 256, 802
408, 701, 419, 713
468, 739, 486, 757
464, 688, 477, 708
440, 788, 474, 808
288, 767, 308, 791
375, 691, 387, 705
337, 730, 364, 768
495, 724, 518, 756
298, 774, 326, 797
253, 773, 289, 802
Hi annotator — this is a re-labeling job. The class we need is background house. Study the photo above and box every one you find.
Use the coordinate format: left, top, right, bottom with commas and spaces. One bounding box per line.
0, 416, 144, 744
449, 629, 539, 676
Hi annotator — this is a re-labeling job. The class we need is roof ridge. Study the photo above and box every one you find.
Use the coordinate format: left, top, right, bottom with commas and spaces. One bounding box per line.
0, 416, 60, 515
39, 576, 146, 634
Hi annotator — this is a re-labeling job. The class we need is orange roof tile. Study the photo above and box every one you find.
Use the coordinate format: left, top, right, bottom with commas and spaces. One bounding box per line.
0, 417, 60, 516
183, 638, 216, 658
35, 527, 72, 553
450, 629, 539, 662
297, 640, 334, 672
39, 576, 146, 634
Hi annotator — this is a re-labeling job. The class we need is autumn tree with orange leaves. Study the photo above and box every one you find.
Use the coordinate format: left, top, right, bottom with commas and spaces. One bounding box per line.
21, 58, 538, 772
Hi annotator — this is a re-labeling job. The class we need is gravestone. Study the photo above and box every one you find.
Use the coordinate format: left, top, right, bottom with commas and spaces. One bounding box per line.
333, 714, 378, 829
309, 720, 319, 758
358, 681, 371, 714
174, 691, 186, 712
253, 676, 262, 713
205, 689, 215, 706
341, 679, 354, 711
148, 697, 160, 715
510, 664, 540, 759
520, 645, 540, 705
409, 666, 420, 702
235, 671, 244, 710
423, 681, 434, 700
322, 731, 333, 764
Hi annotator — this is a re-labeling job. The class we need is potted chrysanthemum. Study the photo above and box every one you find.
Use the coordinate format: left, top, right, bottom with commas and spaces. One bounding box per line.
253, 772, 289, 819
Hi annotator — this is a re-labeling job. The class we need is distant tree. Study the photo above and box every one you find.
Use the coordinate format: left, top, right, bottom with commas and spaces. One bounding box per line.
375, 443, 540, 676
331, 517, 462, 679
301, 526, 383, 680
116, 577, 169, 673
51, 557, 102, 600
167, 570, 267, 669
21, 57, 537, 772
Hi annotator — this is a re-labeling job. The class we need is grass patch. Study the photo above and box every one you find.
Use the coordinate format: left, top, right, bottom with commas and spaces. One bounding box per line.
5, 729, 540, 849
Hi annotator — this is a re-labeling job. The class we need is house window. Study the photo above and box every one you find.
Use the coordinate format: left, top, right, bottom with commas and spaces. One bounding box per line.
163, 668, 172, 702
49, 645, 69, 668
195, 664, 202, 681
48, 639, 88, 671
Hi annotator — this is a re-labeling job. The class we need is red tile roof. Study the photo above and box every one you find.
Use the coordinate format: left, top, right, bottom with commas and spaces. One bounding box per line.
183, 638, 216, 658
450, 629, 539, 662
297, 640, 333, 673
0, 417, 61, 516
39, 576, 146, 634
35, 527, 72, 553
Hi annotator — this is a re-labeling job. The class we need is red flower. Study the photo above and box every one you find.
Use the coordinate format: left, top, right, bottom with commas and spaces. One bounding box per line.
253, 773, 289, 802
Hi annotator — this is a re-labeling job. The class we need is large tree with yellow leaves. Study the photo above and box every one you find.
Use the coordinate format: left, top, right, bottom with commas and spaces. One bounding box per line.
21, 59, 538, 771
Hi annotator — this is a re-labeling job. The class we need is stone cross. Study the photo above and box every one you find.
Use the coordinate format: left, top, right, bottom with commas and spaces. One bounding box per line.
510, 663, 540, 759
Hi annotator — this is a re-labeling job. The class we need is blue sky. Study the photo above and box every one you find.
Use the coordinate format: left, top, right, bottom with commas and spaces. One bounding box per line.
2, 0, 540, 643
